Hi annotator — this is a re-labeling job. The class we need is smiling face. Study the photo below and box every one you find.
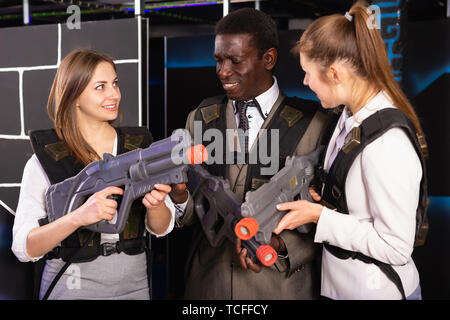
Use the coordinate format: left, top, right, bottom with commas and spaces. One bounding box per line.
214, 33, 275, 101
299, 52, 337, 109
75, 61, 121, 124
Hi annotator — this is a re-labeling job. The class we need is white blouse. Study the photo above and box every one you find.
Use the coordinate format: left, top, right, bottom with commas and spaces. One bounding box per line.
315, 91, 422, 299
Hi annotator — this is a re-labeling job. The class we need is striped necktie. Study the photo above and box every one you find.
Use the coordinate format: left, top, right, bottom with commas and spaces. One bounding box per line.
236, 100, 254, 154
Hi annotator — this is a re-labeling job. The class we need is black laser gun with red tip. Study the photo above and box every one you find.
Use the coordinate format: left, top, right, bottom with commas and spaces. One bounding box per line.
187, 165, 278, 267
45, 129, 208, 234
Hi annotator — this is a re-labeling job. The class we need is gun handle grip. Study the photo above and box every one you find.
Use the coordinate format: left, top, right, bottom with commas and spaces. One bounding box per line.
85, 186, 133, 234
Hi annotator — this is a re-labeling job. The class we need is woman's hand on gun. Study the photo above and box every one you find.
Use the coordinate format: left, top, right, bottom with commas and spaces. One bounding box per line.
71, 186, 124, 227
273, 187, 323, 235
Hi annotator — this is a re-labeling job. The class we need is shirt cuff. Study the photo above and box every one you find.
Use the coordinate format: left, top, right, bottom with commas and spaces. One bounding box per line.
314, 206, 335, 244
173, 189, 190, 219
12, 224, 44, 263
146, 196, 176, 238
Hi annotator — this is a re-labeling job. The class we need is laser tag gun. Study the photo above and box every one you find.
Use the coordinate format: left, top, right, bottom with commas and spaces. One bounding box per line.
45, 129, 207, 234
235, 147, 324, 245
187, 165, 279, 266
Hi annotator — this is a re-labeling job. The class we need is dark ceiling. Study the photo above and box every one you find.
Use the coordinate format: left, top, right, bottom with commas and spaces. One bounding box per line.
0, 0, 446, 31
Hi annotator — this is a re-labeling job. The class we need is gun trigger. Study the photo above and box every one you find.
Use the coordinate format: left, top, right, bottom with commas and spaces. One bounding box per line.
103, 153, 114, 161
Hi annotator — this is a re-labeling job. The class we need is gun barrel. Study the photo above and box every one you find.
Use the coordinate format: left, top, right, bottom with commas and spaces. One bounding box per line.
139, 133, 182, 162
45, 129, 208, 234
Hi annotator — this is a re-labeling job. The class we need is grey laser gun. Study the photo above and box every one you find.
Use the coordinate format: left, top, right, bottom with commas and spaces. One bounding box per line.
235, 147, 324, 244
45, 130, 207, 234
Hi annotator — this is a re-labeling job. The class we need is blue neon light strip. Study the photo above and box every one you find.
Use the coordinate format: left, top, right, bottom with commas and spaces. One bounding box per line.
380, 12, 400, 19
375, 0, 402, 8
429, 196, 450, 213
407, 65, 450, 97
166, 35, 216, 69
282, 88, 320, 102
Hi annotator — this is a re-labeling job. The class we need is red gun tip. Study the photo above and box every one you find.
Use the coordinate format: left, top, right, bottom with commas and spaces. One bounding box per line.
256, 245, 278, 266
187, 144, 208, 164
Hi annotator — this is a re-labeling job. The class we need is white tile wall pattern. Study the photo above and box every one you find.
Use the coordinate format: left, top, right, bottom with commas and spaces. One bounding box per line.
0, 17, 147, 299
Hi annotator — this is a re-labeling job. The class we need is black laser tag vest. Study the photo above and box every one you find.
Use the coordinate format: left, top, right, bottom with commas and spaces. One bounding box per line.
318, 108, 429, 300
194, 94, 321, 193
29, 126, 153, 263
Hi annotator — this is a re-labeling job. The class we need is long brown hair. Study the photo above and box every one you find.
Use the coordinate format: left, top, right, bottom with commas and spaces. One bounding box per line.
295, 1, 423, 133
47, 49, 122, 165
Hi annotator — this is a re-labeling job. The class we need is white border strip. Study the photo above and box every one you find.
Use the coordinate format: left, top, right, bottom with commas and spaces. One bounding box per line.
0, 59, 138, 73
137, 16, 142, 126
0, 134, 29, 140
0, 200, 15, 216
57, 23, 61, 66
18, 69, 25, 136
115, 59, 139, 64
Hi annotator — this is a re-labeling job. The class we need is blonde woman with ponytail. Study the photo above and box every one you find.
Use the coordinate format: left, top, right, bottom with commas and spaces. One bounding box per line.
273, 2, 426, 299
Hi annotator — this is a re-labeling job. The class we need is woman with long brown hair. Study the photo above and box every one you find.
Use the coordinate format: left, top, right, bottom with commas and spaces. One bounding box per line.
273, 2, 427, 299
12, 49, 175, 299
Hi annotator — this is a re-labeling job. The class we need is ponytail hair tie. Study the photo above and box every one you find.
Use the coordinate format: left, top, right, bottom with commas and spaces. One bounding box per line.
344, 11, 353, 22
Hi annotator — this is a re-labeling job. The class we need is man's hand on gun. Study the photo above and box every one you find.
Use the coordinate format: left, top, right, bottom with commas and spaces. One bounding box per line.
236, 235, 286, 273
169, 183, 188, 204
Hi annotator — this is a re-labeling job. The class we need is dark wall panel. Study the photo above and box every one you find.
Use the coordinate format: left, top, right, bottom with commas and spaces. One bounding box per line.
0, 71, 20, 135
0, 139, 32, 183
404, 19, 450, 196
0, 24, 58, 68
0, 207, 33, 300
116, 63, 140, 126
23, 68, 56, 133
61, 19, 139, 60
166, 66, 222, 135
0, 187, 20, 215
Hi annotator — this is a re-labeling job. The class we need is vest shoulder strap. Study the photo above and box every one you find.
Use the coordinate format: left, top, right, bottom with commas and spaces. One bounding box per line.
198, 95, 227, 109
29, 129, 81, 185
324, 108, 428, 220
244, 96, 320, 192
194, 95, 228, 177
115, 126, 153, 153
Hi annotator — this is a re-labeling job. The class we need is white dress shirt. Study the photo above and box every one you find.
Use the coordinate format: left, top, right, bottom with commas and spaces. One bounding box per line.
315, 91, 422, 299
12, 134, 176, 263
174, 77, 280, 216
233, 76, 280, 149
